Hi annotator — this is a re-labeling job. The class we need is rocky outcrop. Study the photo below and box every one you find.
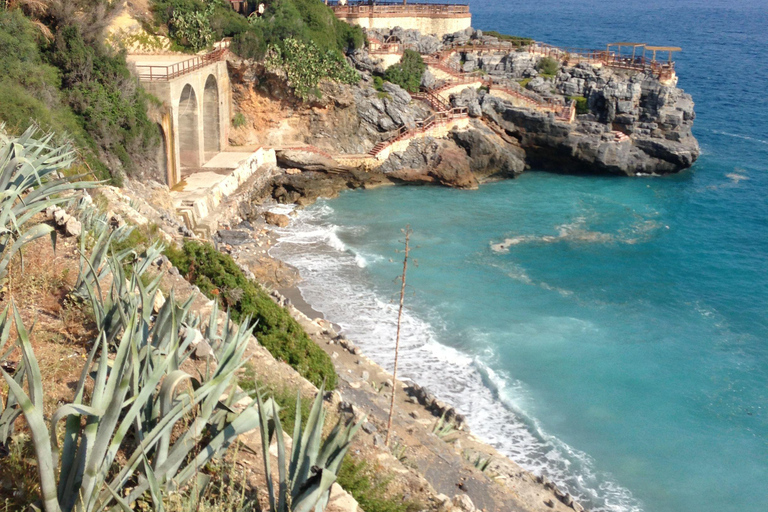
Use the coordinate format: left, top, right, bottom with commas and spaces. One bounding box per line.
479, 67, 699, 175
451, 120, 527, 179
275, 149, 349, 173
379, 138, 478, 189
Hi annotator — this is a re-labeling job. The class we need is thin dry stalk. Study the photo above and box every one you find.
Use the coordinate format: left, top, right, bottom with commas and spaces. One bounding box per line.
385, 227, 411, 447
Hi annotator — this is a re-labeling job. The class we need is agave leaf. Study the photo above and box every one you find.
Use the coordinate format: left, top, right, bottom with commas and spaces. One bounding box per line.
257, 391, 277, 512
288, 389, 304, 479
154, 370, 193, 470
294, 383, 327, 499
0, 223, 54, 277
103, 481, 134, 512
273, 400, 289, 512
50, 404, 103, 472
1, 365, 60, 512
291, 469, 337, 512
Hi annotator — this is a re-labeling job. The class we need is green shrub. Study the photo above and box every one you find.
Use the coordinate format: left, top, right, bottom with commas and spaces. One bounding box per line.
0, 10, 112, 182
46, 24, 160, 181
383, 49, 425, 93
373, 75, 385, 91
232, 111, 247, 128
338, 457, 422, 512
164, 241, 338, 389
153, 0, 249, 49
169, 3, 215, 51
570, 95, 589, 115
517, 77, 532, 89
265, 37, 360, 101
483, 30, 533, 47
536, 56, 559, 77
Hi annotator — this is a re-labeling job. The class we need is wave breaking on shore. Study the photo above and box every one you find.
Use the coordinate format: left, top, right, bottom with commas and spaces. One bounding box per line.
270, 203, 643, 512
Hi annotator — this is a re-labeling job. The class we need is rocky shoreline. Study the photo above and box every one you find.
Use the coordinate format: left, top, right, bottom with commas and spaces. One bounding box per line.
217, 205, 593, 512
107, 174, 594, 512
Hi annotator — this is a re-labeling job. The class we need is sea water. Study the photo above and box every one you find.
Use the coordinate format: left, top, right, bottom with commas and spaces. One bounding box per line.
270, 1, 768, 511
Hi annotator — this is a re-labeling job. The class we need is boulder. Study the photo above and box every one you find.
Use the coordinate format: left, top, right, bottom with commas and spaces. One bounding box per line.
275, 149, 348, 173
452, 494, 477, 512
152, 290, 166, 314
429, 144, 478, 189
451, 121, 526, 179
64, 217, 82, 237
265, 212, 291, 228
54, 209, 70, 226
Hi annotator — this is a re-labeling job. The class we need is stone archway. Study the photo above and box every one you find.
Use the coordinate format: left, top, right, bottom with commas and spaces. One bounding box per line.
203, 75, 220, 160
156, 123, 169, 184
179, 84, 199, 168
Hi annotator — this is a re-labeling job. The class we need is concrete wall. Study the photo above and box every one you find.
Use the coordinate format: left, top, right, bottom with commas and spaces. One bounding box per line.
370, 52, 402, 69
173, 148, 277, 234
438, 80, 484, 99
337, 15, 471, 37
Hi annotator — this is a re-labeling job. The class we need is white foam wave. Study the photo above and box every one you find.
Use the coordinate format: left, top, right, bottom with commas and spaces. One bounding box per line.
710, 129, 768, 146
491, 217, 661, 252
271, 206, 643, 512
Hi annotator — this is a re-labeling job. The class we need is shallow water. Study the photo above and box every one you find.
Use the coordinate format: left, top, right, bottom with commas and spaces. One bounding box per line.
271, 1, 768, 511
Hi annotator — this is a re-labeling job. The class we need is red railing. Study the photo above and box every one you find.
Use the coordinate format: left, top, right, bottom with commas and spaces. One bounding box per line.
134, 41, 230, 82
445, 40, 677, 79
329, 1, 469, 16
370, 107, 468, 156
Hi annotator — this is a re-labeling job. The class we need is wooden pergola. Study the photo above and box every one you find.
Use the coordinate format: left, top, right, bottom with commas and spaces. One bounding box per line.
644, 45, 682, 63
606, 42, 646, 61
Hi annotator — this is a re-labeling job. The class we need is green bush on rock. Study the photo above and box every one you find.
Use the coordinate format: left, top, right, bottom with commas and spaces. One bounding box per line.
265, 37, 360, 101
384, 50, 426, 93
570, 95, 589, 115
164, 241, 338, 389
483, 31, 533, 47
536, 56, 559, 77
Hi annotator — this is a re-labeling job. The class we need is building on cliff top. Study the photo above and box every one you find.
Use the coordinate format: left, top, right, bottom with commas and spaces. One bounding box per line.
326, 0, 471, 38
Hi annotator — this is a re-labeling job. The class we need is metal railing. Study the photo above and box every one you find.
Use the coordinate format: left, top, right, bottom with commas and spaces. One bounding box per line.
370, 106, 469, 156
134, 41, 230, 82
329, 1, 469, 16
443, 40, 676, 79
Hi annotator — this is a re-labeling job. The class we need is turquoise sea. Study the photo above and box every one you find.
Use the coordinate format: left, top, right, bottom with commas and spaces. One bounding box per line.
271, 1, 768, 511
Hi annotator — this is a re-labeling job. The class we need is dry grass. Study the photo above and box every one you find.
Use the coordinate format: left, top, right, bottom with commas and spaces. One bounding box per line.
0, 232, 95, 508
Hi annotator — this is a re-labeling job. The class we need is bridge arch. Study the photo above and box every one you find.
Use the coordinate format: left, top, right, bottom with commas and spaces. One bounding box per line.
203, 74, 221, 158
178, 84, 199, 168
156, 123, 169, 185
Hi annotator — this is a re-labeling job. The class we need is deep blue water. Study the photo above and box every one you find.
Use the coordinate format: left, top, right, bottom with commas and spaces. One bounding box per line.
272, 2, 768, 511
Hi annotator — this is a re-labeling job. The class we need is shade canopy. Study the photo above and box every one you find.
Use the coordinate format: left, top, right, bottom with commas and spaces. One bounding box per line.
644, 46, 682, 52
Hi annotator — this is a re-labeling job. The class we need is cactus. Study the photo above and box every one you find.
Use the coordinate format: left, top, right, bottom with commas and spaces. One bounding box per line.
257, 386, 363, 512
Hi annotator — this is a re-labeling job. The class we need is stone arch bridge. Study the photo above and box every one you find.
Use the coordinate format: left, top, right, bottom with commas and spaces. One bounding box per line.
128, 46, 231, 187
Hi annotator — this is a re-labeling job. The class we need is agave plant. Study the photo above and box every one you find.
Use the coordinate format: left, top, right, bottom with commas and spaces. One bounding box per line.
256, 385, 363, 512
432, 412, 455, 439
0, 238, 271, 512
0, 125, 97, 279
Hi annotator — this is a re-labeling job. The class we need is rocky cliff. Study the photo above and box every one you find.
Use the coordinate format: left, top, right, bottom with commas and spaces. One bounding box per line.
443, 30, 700, 175
228, 26, 699, 205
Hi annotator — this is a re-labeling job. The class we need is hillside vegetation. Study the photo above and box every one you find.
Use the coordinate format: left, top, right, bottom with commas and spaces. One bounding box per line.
0, 4, 160, 185
151, 0, 364, 100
